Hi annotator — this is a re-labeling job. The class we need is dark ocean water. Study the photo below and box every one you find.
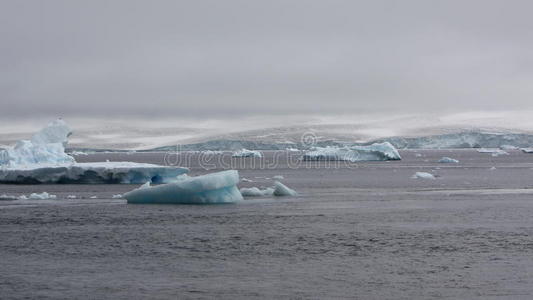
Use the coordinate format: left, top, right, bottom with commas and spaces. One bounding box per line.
1, 150, 533, 299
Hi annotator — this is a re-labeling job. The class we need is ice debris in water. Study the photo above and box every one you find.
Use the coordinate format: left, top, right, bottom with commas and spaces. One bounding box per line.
200, 150, 224, 155
438, 157, 459, 163
241, 177, 253, 182
239, 187, 275, 197
273, 175, 284, 180
521, 148, 533, 153
500, 145, 518, 150
273, 181, 298, 196
477, 148, 508, 156
70, 151, 88, 156
67, 195, 77, 199
412, 172, 436, 180
124, 170, 243, 204
232, 149, 263, 158
0, 119, 189, 184
240, 181, 298, 198
0, 194, 18, 200
302, 142, 401, 162
17, 192, 57, 200
90, 196, 97, 199
112, 194, 122, 199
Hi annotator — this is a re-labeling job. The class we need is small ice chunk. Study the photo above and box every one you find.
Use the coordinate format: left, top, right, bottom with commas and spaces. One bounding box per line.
415, 153, 423, 157
273, 181, 298, 196
70, 151, 88, 156
273, 175, 284, 180
90, 196, 97, 199
232, 149, 263, 158
437, 157, 459, 163
67, 195, 77, 199
477, 148, 508, 156
412, 172, 436, 180
200, 150, 224, 155
124, 170, 243, 204
521, 148, 533, 153
240, 187, 274, 197
500, 145, 518, 150
241, 177, 253, 182
0, 194, 17, 200
112, 194, 122, 199
27, 192, 57, 200
490, 166, 497, 170
286, 148, 300, 152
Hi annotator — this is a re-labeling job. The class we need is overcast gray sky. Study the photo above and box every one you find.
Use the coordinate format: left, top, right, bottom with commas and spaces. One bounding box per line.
1, 0, 533, 120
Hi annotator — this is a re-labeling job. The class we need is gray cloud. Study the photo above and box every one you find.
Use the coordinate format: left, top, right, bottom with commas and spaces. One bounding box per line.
1, 0, 533, 119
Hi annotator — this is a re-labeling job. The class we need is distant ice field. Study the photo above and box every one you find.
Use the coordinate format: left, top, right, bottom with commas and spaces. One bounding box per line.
1, 149, 533, 299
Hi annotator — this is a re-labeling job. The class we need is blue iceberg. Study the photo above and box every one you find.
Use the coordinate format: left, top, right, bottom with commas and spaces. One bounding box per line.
0, 119, 188, 184
125, 170, 243, 204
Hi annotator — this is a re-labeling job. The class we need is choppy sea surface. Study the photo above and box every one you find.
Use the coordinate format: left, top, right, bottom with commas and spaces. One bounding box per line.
1, 150, 533, 299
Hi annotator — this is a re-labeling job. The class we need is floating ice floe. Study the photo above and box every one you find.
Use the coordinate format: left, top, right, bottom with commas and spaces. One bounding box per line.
500, 145, 518, 150
112, 194, 122, 199
273, 175, 284, 180
477, 148, 509, 156
521, 148, 533, 153
0, 119, 188, 184
0, 194, 17, 200
232, 149, 263, 158
302, 142, 401, 162
0, 162, 188, 184
124, 170, 243, 204
412, 172, 436, 179
200, 150, 224, 155
17, 192, 57, 200
70, 151, 88, 156
241, 177, 253, 182
273, 181, 298, 196
240, 187, 275, 197
66, 195, 77, 199
286, 148, 300, 152
240, 181, 298, 198
437, 157, 459, 163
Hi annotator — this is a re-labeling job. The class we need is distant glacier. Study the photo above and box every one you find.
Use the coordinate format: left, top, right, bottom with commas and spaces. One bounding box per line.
136, 131, 533, 151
